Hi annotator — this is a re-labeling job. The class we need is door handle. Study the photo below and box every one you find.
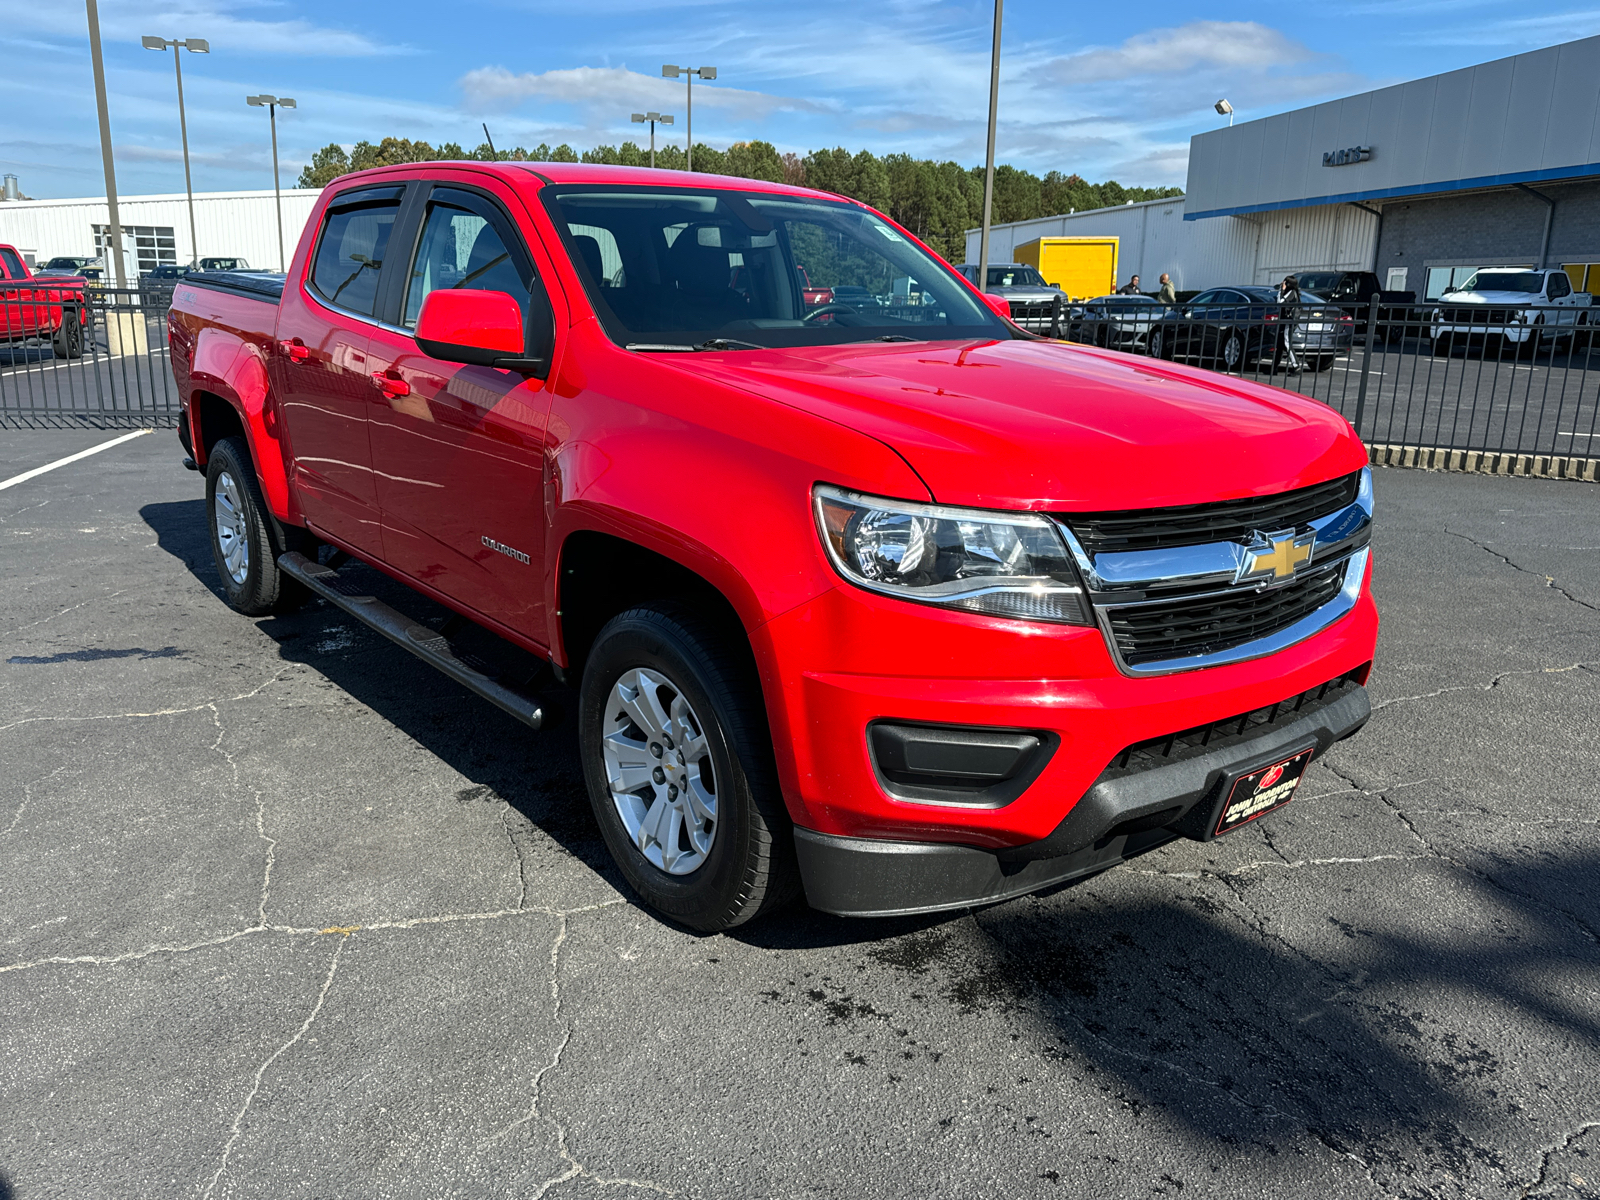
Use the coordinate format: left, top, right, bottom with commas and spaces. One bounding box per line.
371, 370, 411, 399
279, 338, 309, 363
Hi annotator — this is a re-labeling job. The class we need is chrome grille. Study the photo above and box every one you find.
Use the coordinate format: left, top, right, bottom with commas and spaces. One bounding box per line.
1106, 565, 1345, 666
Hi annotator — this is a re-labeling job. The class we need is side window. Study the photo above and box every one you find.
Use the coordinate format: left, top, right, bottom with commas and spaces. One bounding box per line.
1548, 272, 1571, 299
308, 190, 402, 317
0, 248, 24, 279
403, 193, 534, 328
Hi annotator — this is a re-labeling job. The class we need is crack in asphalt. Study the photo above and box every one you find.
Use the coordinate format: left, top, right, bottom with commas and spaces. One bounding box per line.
200, 935, 348, 1200
2, 589, 123, 638
1445, 528, 1600, 613
1142, 852, 1432, 881
501, 809, 529, 912
1373, 660, 1596, 712
477, 907, 676, 1197
1522, 1120, 1600, 1199
0, 666, 296, 734
3, 763, 66, 839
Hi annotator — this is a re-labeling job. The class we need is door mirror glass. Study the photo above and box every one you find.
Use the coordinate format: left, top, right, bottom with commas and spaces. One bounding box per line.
415, 289, 527, 366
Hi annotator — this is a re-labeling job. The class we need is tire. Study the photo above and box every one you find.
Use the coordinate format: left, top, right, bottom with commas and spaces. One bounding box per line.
1220, 329, 1243, 371
1432, 334, 1453, 357
205, 436, 300, 616
1312, 355, 1334, 372
1148, 327, 1167, 359
579, 604, 800, 931
51, 306, 83, 360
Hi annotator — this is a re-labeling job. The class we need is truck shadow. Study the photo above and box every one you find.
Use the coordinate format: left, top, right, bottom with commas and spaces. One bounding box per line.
140, 497, 618, 885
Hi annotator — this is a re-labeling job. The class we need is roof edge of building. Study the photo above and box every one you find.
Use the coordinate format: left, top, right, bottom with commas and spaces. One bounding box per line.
965, 193, 1186, 237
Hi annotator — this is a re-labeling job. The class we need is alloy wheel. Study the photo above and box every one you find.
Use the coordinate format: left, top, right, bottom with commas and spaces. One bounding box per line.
601, 666, 717, 875
214, 469, 250, 585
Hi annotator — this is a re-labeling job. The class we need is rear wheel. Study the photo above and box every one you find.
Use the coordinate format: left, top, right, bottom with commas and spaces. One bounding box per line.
1220, 329, 1243, 371
579, 604, 799, 931
205, 436, 302, 615
1432, 334, 1453, 357
51, 307, 83, 359
1148, 327, 1168, 359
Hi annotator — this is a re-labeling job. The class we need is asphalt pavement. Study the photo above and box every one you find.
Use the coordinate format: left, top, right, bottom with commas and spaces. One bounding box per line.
1, 428, 1597, 1199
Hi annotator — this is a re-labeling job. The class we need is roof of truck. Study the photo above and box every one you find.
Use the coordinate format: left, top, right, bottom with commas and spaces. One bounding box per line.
329, 160, 850, 204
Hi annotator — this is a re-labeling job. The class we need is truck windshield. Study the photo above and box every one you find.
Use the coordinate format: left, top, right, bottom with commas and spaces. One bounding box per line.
540, 185, 1010, 349
987, 266, 1046, 287
1460, 271, 1542, 293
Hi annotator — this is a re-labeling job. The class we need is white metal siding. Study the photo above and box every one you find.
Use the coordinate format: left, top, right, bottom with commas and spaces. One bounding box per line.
0, 188, 322, 271
966, 200, 1376, 293
1185, 35, 1600, 217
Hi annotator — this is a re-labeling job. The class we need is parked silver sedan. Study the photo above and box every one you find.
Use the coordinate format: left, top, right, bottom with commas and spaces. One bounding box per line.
1071, 294, 1168, 350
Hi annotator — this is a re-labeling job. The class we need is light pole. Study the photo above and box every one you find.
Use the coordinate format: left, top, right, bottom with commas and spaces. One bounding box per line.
142, 34, 208, 267
661, 65, 716, 171
976, 0, 1002, 292
86, 0, 128, 287
247, 94, 296, 271
1215, 99, 1234, 127
630, 111, 675, 168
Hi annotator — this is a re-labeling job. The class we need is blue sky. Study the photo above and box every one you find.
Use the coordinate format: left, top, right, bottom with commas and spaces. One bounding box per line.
3, 0, 1599, 199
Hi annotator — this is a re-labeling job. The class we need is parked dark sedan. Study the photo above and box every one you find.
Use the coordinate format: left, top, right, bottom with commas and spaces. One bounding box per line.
1147, 286, 1354, 372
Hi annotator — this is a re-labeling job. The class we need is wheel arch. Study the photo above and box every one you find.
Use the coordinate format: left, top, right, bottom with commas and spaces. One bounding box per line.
185, 325, 294, 521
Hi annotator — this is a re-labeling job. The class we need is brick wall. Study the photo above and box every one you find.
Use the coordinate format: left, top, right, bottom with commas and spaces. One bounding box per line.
1376, 179, 1600, 294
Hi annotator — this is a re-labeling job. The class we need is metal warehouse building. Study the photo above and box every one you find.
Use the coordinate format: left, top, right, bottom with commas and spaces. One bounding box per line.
0, 187, 319, 277
969, 33, 1600, 300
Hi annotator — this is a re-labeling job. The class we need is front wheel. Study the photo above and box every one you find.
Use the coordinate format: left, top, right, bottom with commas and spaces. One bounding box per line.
205, 436, 301, 615
1220, 329, 1244, 371
579, 604, 799, 931
1148, 327, 1168, 360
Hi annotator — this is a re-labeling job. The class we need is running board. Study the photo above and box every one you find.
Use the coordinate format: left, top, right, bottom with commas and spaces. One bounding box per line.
277, 551, 543, 730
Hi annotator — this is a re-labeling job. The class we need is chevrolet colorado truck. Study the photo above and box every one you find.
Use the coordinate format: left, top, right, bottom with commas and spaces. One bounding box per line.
0, 243, 88, 358
1431, 267, 1591, 355
166, 162, 1378, 930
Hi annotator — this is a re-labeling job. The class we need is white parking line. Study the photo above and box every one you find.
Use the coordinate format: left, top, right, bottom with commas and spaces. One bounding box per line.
0, 429, 153, 492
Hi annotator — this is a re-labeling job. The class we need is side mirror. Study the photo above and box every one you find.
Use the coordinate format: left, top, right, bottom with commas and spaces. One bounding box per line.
415, 289, 547, 376
980, 292, 1012, 320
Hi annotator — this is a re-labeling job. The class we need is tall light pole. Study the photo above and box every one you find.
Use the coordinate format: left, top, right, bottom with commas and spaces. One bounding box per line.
661, 65, 716, 171
86, 0, 127, 287
630, 111, 675, 168
247, 94, 296, 271
976, 0, 1003, 291
142, 34, 209, 267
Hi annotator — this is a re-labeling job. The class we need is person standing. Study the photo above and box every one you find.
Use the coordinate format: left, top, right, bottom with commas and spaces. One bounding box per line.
1117, 274, 1142, 295
1156, 273, 1177, 304
1272, 275, 1302, 373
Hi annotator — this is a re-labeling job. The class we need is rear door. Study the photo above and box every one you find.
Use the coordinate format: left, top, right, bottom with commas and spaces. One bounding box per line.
0, 246, 30, 341
363, 176, 562, 642
271, 183, 407, 554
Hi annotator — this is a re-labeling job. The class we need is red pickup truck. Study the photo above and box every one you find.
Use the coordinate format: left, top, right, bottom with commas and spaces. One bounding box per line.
0, 243, 88, 358
166, 162, 1378, 930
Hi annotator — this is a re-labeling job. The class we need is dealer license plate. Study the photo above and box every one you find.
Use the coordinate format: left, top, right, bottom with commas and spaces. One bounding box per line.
1307, 322, 1329, 331
1214, 748, 1314, 836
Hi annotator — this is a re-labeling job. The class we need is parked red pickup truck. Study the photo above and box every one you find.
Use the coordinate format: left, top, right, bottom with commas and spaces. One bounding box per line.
0, 243, 88, 358
166, 162, 1377, 930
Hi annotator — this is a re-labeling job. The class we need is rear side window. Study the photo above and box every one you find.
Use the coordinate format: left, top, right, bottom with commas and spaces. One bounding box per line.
0, 248, 24, 279
1549, 272, 1571, 299
308, 188, 403, 317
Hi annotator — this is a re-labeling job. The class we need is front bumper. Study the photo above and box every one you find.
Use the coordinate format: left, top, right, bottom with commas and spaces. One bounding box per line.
796, 676, 1371, 917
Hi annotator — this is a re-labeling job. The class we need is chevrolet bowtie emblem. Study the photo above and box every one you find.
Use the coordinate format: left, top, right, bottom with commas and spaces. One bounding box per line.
1239, 529, 1314, 584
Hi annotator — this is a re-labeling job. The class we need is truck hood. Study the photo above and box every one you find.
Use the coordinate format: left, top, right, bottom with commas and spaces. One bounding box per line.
672, 338, 1364, 511
1441, 290, 1543, 305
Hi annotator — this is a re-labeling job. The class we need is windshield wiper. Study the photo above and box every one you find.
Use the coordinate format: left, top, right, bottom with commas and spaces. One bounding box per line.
871, 334, 917, 342
695, 338, 764, 351
625, 338, 766, 353
626, 342, 698, 352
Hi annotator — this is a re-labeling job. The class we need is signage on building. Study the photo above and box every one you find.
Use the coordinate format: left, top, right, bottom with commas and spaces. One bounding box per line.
1323, 146, 1373, 167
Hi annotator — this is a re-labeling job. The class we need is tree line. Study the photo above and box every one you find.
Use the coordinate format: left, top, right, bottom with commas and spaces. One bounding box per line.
297, 138, 1180, 264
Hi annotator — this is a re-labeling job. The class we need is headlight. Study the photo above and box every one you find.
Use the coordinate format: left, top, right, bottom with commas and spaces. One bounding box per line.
812, 485, 1092, 625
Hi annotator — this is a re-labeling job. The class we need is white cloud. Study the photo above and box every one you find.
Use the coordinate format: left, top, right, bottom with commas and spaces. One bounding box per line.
1044, 21, 1316, 85
4, 0, 410, 57
458, 64, 825, 118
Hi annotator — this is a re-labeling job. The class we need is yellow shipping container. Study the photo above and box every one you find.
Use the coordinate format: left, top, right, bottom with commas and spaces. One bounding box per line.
1015, 237, 1119, 300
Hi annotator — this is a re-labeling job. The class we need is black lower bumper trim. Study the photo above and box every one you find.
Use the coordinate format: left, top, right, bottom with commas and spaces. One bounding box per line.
794, 825, 1177, 919
794, 681, 1371, 917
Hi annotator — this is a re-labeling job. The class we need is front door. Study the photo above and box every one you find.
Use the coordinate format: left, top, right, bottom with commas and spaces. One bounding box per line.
271, 184, 405, 554
364, 180, 559, 643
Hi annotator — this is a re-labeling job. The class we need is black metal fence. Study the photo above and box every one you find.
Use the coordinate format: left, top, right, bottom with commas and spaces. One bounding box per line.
0, 287, 179, 428
1069, 297, 1600, 466
5, 287, 1598, 469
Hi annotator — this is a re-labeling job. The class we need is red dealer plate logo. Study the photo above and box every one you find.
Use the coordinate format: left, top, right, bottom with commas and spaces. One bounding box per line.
1215, 747, 1315, 837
